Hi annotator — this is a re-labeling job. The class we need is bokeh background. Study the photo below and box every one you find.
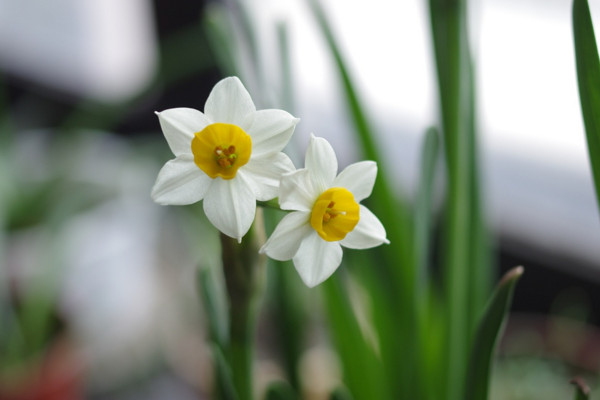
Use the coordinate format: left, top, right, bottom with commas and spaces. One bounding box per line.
1, 0, 600, 399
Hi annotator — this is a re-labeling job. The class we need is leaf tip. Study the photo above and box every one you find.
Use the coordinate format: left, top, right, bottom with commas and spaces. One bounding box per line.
571, 376, 591, 396
499, 265, 524, 286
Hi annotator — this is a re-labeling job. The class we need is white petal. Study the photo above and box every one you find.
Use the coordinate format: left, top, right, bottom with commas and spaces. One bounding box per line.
151, 155, 212, 205
247, 109, 299, 157
341, 205, 389, 249
333, 161, 377, 202
292, 232, 343, 287
305, 135, 337, 192
260, 211, 312, 260
203, 172, 257, 241
204, 77, 256, 128
242, 153, 295, 201
156, 108, 210, 156
279, 169, 320, 212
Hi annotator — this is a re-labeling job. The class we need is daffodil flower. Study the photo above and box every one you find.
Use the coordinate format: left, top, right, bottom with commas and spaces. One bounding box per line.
151, 76, 299, 241
260, 135, 389, 287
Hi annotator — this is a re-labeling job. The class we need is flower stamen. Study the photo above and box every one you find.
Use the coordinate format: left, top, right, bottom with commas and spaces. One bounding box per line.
311, 188, 359, 241
191, 123, 252, 180
214, 145, 238, 168
323, 201, 348, 222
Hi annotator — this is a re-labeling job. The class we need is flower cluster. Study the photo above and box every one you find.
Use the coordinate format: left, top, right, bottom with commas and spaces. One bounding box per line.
152, 77, 388, 287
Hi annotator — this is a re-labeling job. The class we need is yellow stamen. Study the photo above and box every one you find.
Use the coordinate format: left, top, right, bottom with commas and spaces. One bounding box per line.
191, 123, 252, 180
310, 188, 359, 242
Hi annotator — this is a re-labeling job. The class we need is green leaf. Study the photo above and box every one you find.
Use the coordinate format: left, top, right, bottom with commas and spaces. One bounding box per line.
322, 274, 389, 400
571, 377, 591, 400
464, 266, 524, 400
213, 344, 240, 400
428, 0, 491, 398
264, 381, 297, 400
329, 387, 354, 400
198, 268, 229, 348
263, 209, 305, 392
573, 0, 600, 212
414, 127, 440, 290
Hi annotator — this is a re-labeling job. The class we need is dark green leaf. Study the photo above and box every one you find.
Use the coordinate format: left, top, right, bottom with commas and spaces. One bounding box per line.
264, 381, 297, 400
428, 0, 490, 398
213, 344, 240, 400
322, 274, 389, 400
464, 266, 524, 400
573, 0, 600, 212
414, 127, 440, 289
198, 268, 229, 348
329, 386, 354, 400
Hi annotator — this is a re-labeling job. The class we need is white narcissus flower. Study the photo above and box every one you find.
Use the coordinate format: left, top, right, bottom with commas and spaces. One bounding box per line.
151, 76, 299, 241
260, 135, 389, 287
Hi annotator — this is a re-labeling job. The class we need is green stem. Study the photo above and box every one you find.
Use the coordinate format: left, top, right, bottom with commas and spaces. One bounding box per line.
220, 211, 266, 400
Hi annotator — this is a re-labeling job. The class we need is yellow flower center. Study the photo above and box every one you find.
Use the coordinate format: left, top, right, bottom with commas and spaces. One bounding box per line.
310, 187, 359, 242
191, 123, 252, 180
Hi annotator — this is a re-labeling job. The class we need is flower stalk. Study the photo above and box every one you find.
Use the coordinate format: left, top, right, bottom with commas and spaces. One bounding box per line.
221, 209, 266, 400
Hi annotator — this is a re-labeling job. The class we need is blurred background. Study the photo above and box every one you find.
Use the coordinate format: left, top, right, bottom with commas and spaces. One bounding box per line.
1, 0, 600, 399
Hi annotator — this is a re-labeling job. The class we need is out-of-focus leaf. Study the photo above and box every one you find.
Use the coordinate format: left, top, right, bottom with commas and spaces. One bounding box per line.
264, 381, 297, 400
329, 386, 354, 400
412, 127, 443, 400
263, 208, 305, 391
573, 0, 600, 211
198, 268, 229, 348
571, 377, 591, 400
414, 127, 439, 289
464, 266, 524, 400
277, 23, 295, 113
428, 0, 491, 398
213, 344, 240, 400
203, 3, 240, 79
322, 274, 389, 400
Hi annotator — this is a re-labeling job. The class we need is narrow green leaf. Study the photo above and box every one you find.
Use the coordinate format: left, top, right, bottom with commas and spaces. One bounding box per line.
412, 127, 441, 400
428, 0, 489, 398
329, 387, 354, 400
264, 381, 298, 400
322, 274, 389, 400
198, 268, 229, 348
571, 377, 591, 400
414, 127, 440, 289
464, 266, 524, 400
213, 344, 240, 400
277, 23, 295, 113
203, 4, 240, 78
264, 208, 305, 392
573, 0, 600, 212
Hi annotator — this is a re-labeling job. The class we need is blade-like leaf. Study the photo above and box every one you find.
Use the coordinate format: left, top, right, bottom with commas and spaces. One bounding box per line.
329, 387, 354, 400
414, 127, 440, 289
464, 266, 524, 400
571, 377, 591, 400
264, 381, 298, 400
573, 0, 600, 211
322, 274, 389, 400
428, 0, 490, 397
213, 344, 240, 400
198, 268, 229, 348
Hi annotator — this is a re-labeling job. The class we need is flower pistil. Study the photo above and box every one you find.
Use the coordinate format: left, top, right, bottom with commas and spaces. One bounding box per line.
191, 123, 252, 180
310, 187, 359, 242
